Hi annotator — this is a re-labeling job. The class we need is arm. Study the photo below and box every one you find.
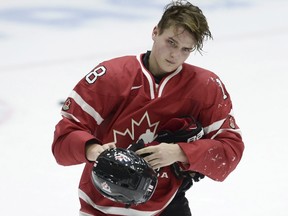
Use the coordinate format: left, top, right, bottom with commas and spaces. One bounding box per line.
137, 108, 244, 182
52, 63, 121, 166
179, 77, 244, 181
136, 76, 244, 181
52, 118, 116, 165
52, 117, 99, 165
179, 116, 244, 181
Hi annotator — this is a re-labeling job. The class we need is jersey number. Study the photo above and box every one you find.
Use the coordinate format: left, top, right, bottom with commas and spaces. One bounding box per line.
85, 66, 106, 84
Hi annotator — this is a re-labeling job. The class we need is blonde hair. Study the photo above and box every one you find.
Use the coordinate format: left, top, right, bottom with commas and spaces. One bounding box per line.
157, 0, 213, 53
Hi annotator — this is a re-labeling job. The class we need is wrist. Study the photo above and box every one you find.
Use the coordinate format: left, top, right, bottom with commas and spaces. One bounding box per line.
175, 144, 188, 163
85, 143, 100, 161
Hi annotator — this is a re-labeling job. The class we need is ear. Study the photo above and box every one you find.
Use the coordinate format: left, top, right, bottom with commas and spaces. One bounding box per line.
152, 26, 158, 40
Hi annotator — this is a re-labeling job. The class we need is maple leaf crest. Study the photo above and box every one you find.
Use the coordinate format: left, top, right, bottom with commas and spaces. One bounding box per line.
113, 111, 159, 144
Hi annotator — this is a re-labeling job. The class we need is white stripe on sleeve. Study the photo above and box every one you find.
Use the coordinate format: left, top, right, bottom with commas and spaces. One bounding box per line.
69, 90, 104, 125
203, 109, 242, 138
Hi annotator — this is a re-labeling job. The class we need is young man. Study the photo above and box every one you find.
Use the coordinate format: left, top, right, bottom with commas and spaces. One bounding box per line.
52, 1, 244, 215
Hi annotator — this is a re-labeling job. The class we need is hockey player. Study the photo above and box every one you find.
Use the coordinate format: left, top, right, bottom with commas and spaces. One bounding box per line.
52, 1, 244, 215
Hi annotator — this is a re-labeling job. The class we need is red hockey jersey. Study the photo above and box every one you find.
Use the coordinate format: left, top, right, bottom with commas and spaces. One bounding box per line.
52, 53, 244, 216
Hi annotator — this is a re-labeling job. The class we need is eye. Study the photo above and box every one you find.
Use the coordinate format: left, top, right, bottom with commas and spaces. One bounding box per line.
183, 47, 193, 54
167, 39, 176, 47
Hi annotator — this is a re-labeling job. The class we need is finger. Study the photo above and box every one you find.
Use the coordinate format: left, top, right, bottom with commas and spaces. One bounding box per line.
102, 143, 116, 150
148, 160, 162, 170
102, 145, 111, 151
142, 154, 157, 163
94, 150, 104, 161
107, 143, 116, 148
99, 147, 106, 154
136, 147, 153, 155
135, 149, 144, 155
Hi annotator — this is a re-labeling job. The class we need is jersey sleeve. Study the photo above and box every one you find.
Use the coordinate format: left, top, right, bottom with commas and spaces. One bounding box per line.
52, 61, 125, 166
178, 75, 244, 181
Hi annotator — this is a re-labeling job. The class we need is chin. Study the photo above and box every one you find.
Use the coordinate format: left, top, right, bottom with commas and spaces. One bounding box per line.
158, 63, 178, 74
159, 69, 173, 75
164, 66, 178, 73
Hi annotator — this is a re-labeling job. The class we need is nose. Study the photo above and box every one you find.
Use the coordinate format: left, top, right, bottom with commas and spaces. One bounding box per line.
170, 49, 181, 59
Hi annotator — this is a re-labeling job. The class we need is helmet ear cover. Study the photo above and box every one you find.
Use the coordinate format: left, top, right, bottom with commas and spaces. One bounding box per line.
91, 148, 158, 205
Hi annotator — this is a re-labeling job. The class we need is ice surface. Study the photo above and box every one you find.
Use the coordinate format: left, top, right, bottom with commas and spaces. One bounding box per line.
0, 0, 287, 215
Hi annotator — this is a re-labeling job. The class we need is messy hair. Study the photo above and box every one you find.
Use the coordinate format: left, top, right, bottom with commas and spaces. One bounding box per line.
157, 0, 213, 53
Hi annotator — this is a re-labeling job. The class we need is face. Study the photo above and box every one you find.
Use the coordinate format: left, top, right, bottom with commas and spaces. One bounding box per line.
149, 25, 196, 77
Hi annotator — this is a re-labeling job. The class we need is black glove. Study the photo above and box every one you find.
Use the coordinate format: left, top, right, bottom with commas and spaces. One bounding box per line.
127, 139, 151, 157
155, 116, 204, 143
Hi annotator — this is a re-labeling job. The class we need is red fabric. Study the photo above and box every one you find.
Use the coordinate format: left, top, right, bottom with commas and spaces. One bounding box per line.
160, 117, 192, 131
52, 53, 244, 214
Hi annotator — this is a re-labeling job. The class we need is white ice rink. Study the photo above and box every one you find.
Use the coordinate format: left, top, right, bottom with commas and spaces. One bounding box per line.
0, 0, 287, 215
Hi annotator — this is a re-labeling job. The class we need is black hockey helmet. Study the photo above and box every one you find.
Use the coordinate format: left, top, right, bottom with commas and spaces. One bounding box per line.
91, 148, 158, 205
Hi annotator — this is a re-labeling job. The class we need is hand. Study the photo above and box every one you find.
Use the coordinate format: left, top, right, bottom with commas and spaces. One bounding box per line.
86, 142, 116, 161
136, 143, 188, 170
